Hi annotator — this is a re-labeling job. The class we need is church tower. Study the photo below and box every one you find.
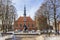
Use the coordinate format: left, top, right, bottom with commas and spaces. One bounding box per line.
23, 5, 27, 31
24, 5, 26, 24
24, 5, 26, 17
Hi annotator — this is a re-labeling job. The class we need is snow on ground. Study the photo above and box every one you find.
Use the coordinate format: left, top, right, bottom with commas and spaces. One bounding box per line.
36, 34, 60, 40
45, 36, 60, 40
36, 35, 45, 40
0, 35, 13, 40
0, 37, 5, 40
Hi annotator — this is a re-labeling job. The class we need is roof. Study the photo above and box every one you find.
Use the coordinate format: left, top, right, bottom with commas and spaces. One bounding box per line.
16, 16, 35, 22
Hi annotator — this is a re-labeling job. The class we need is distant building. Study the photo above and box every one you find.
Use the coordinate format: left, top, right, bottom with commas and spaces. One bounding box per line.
0, 17, 2, 30
53, 21, 60, 31
14, 6, 37, 31
35, 15, 48, 30
58, 21, 60, 31
35, 9, 53, 30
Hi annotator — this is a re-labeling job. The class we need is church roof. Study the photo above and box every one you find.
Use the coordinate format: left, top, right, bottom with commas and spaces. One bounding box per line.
16, 16, 35, 22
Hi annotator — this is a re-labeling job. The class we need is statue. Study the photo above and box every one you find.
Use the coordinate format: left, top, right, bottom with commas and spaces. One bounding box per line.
23, 24, 28, 32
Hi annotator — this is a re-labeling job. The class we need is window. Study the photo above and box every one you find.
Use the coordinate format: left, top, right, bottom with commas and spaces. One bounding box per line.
28, 24, 30, 27
32, 24, 34, 27
20, 24, 22, 27
16, 24, 18, 27
28, 23, 30, 27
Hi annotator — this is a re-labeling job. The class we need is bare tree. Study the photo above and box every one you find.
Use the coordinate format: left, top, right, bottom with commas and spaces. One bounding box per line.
35, 4, 48, 30
35, 0, 60, 33
0, 0, 17, 33
46, 0, 60, 34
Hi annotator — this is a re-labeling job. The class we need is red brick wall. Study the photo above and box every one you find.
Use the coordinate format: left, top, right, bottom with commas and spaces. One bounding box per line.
14, 16, 37, 31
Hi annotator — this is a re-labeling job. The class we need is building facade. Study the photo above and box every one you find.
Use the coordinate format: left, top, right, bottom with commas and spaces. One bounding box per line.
14, 6, 37, 31
58, 21, 60, 31
53, 21, 60, 31
14, 16, 37, 31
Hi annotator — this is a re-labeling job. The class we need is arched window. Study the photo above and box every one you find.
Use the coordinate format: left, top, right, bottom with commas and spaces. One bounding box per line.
16, 24, 18, 27
28, 23, 30, 27
20, 24, 22, 27
28, 24, 30, 27
32, 24, 34, 27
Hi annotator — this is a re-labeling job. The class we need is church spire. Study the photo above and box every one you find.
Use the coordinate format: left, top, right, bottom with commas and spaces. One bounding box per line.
23, 5, 27, 31
24, 5, 26, 17
24, 5, 26, 23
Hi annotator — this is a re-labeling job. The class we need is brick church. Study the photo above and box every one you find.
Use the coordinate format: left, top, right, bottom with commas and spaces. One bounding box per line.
14, 6, 37, 31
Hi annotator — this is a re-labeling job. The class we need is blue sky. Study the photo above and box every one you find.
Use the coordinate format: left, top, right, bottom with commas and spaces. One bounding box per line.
12, 0, 43, 20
